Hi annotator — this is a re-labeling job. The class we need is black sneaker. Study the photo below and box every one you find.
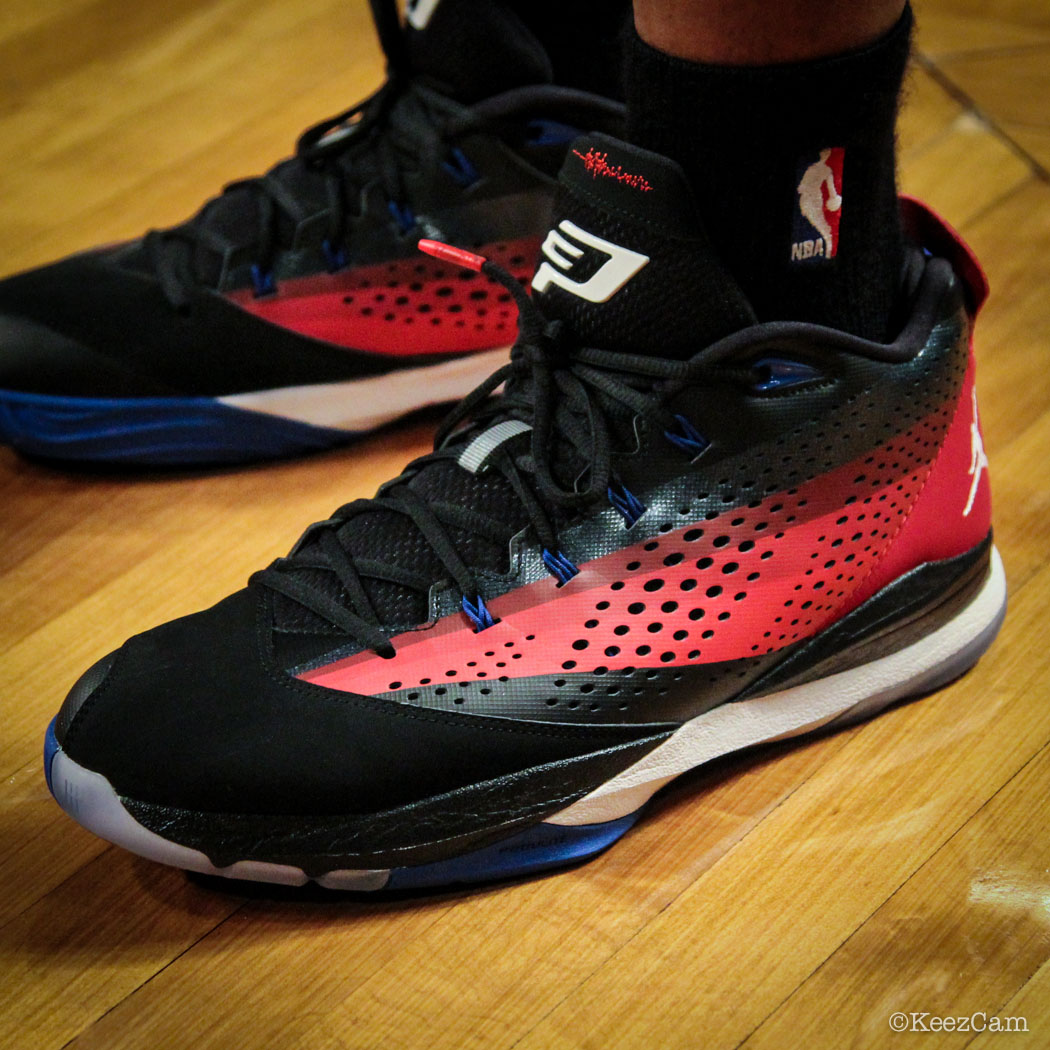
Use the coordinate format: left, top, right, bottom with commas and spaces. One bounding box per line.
0, 0, 622, 465
45, 135, 1004, 890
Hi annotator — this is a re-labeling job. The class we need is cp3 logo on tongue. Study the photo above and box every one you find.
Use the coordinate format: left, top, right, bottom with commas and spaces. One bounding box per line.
532, 221, 650, 303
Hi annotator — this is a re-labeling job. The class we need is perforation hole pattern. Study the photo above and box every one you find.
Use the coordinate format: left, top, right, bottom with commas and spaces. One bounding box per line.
231, 238, 540, 355
301, 396, 955, 699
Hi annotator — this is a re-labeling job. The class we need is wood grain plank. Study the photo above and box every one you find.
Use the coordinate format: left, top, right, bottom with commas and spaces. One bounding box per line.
505, 560, 1046, 1050
0, 0, 379, 274
935, 46, 1050, 171
740, 740, 1050, 1049
1, 422, 433, 778
915, 0, 1050, 57
0, 849, 241, 1050
898, 62, 967, 157
59, 730, 857, 1050
898, 110, 1031, 226
2, 3, 1049, 1050
970, 954, 1050, 1048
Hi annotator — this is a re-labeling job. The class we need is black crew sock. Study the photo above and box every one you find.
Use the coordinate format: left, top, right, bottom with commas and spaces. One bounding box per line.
404, 0, 629, 102
624, 5, 914, 341
508, 0, 631, 100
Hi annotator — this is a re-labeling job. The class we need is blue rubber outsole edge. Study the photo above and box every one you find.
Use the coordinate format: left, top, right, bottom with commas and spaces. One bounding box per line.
43, 716, 640, 890
43, 717, 59, 795
0, 388, 353, 464
386, 810, 640, 890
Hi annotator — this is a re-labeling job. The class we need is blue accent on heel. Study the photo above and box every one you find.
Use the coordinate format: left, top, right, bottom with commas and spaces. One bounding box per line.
44, 717, 60, 795
0, 388, 354, 465
322, 239, 348, 272
750, 357, 823, 391
387, 200, 416, 232
386, 811, 642, 890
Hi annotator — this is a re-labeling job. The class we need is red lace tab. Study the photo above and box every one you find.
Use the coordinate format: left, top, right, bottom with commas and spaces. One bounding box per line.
417, 239, 486, 272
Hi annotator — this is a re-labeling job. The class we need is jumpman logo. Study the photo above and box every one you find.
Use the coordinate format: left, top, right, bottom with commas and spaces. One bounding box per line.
964, 386, 989, 517
792, 147, 844, 262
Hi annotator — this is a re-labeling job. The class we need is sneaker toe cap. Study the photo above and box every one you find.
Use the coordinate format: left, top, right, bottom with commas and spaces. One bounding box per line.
55, 587, 659, 818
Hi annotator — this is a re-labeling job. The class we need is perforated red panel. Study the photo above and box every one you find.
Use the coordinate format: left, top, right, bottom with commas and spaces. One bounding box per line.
300, 377, 984, 698
227, 239, 540, 355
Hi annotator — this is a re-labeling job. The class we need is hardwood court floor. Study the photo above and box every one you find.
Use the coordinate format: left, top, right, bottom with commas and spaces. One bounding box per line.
1, 2, 1049, 1048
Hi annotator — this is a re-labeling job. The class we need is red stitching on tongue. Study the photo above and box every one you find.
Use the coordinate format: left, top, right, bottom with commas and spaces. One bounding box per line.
573, 148, 653, 193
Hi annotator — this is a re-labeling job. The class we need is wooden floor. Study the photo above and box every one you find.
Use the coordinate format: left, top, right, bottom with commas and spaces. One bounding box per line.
2, 2, 1049, 1047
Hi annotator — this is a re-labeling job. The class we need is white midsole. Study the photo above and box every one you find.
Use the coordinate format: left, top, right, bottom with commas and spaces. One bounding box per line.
218, 346, 510, 430
547, 546, 1007, 826
48, 548, 1005, 883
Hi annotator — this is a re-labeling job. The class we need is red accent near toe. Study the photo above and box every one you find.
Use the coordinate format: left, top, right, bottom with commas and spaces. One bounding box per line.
299, 386, 983, 698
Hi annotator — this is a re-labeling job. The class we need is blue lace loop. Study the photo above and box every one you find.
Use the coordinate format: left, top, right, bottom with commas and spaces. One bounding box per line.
542, 548, 579, 586
387, 200, 416, 232
250, 264, 276, 297
607, 482, 646, 527
462, 594, 497, 632
322, 239, 348, 272
664, 414, 709, 457
442, 147, 480, 187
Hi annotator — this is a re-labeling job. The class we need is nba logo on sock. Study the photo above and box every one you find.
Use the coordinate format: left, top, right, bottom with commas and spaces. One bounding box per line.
791, 147, 844, 262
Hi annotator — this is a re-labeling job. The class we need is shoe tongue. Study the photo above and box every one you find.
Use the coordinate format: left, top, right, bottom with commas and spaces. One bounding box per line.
532, 133, 756, 357
403, 0, 554, 102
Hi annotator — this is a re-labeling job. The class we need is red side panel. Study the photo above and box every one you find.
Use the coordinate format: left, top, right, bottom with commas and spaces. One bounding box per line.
226, 239, 540, 355
295, 200, 992, 697
847, 350, 992, 608
300, 392, 983, 696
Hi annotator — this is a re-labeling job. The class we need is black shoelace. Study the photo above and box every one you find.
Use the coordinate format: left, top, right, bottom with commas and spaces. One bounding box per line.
253, 241, 711, 658
142, 0, 620, 311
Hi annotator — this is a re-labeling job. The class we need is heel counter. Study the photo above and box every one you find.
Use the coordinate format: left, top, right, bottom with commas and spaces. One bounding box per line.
897, 200, 993, 550
848, 342, 992, 609
849, 202, 993, 606
915, 344, 993, 540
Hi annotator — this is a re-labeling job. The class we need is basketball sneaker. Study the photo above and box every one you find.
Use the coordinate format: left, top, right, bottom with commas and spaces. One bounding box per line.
0, 0, 623, 464
45, 134, 1005, 890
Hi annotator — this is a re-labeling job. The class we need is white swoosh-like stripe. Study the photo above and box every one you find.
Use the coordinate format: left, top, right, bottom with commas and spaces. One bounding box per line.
219, 347, 510, 431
